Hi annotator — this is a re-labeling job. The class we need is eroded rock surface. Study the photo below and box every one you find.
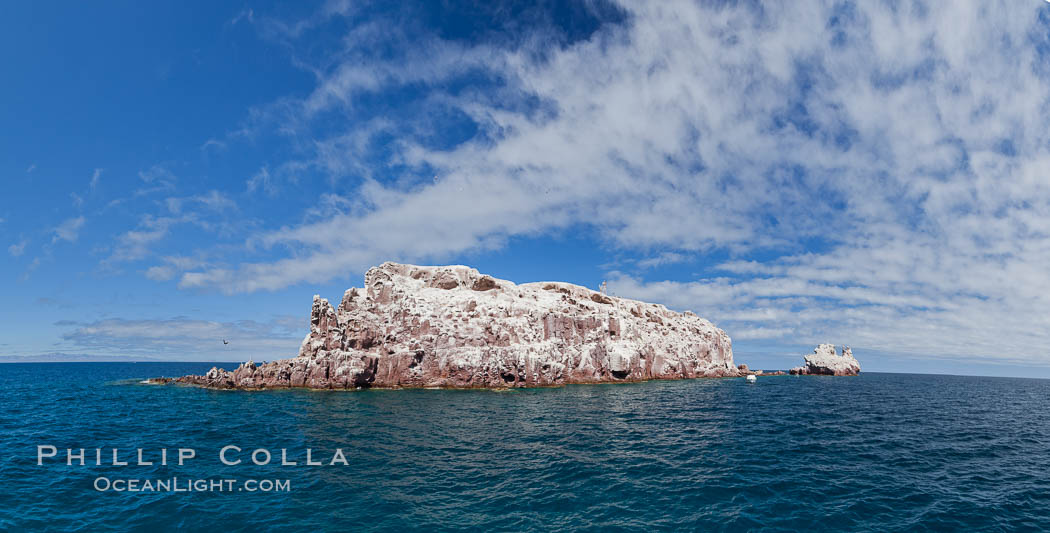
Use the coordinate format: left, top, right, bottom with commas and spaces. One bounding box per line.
175, 262, 739, 389
789, 344, 860, 376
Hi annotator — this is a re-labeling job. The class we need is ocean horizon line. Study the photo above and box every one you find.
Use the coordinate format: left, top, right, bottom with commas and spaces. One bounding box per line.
3, 359, 1048, 381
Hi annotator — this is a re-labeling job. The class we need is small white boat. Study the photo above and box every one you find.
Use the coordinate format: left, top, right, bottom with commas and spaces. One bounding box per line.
746, 374, 757, 383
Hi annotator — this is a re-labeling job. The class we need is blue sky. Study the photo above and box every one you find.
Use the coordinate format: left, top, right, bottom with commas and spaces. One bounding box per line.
4, 0, 1050, 377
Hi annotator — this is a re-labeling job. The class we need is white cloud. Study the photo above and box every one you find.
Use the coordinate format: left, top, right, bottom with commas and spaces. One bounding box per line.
144, 255, 209, 282
8, 241, 26, 257
193, 190, 235, 211
139, 165, 173, 184
246, 166, 275, 195
636, 252, 689, 270
230, 8, 253, 26
201, 138, 227, 151
134, 164, 177, 196
52, 216, 85, 243
107, 215, 178, 263
107, 191, 237, 266
144, 265, 176, 281
90, 168, 102, 189
178, 1, 1050, 364
59, 316, 304, 360
165, 190, 235, 215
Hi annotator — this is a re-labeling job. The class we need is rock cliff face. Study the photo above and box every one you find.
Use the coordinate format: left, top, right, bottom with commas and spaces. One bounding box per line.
789, 344, 860, 376
176, 262, 739, 389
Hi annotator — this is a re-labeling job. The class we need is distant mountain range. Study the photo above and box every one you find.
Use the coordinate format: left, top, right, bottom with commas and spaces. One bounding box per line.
0, 353, 239, 363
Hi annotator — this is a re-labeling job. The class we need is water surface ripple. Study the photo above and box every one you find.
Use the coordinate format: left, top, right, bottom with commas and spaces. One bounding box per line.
2, 363, 1048, 531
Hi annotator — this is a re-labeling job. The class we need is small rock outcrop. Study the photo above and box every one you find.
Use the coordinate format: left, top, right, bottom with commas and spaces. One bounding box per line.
736, 364, 786, 377
174, 262, 739, 389
789, 344, 860, 376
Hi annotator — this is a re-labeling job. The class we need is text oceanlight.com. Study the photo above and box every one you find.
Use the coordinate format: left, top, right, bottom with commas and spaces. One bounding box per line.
35, 445, 351, 494
93, 477, 290, 493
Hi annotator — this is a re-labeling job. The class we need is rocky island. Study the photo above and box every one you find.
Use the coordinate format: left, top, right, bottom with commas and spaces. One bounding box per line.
172, 262, 740, 389
789, 344, 861, 376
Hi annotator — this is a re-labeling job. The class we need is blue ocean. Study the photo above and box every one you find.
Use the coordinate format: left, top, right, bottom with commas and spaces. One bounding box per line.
3, 363, 1049, 531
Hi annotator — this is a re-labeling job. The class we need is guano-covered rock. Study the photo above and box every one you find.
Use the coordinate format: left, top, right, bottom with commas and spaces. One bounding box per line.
789, 344, 860, 376
175, 262, 740, 389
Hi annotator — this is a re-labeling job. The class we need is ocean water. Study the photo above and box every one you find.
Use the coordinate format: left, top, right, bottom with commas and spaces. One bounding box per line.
2, 363, 1049, 531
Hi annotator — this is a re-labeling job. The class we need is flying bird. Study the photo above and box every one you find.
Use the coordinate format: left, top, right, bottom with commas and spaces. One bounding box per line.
222, 339, 229, 345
